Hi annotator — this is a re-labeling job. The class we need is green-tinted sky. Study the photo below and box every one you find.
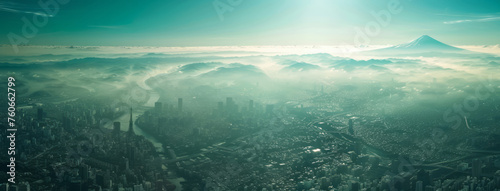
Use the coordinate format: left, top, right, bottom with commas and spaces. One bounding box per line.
1, 0, 499, 46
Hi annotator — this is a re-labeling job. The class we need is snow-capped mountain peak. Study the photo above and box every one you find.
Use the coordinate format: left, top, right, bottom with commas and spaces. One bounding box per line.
391, 35, 462, 50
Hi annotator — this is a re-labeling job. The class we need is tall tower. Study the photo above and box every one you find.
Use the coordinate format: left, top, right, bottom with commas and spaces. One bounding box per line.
128, 108, 135, 136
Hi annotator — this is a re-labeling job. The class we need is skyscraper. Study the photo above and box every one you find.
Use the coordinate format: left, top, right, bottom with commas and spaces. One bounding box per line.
158, 117, 166, 134
37, 107, 43, 121
472, 159, 482, 177
62, 115, 72, 131
127, 147, 135, 168
128, 108, 135, 136
350, 180, 360, 191
218, 101, 224, 112
415, 181, 423, 191
79, 164, 89, 180
348, 119, 354, 135
113, 122, 121, 133
226, 97, 234, 112
18, 182, 30, 191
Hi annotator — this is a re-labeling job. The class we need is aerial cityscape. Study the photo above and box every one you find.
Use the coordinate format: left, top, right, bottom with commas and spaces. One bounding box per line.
1, 0, 500, 191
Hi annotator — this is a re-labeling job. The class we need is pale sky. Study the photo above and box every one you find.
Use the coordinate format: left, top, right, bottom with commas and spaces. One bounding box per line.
1, 0, 500, 46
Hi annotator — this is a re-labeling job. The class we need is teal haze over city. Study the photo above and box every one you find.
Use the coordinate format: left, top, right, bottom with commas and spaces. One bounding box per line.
1, 0, 500, 190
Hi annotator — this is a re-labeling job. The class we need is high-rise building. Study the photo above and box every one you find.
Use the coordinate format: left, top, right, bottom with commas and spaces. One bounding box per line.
0, 183, 9, 191
79, 165, 89, 180
320, 177, 329, 190
415, 181, 423, 191
134, 184, 144, 191
155, 180, 165, 191
226, 97, 234, 112
104, 170, 111, 189
124, 158, 129, 170
155, 102, 162, 114
68, 179, 83, 191
128, 108, 135, 136
127, 147, 136, 167
37, 108, 43, 121
113, 122, 121, 133
62, 115, 73, 131
96, 174, 104, 188
348, 119, 354, 135
158, 117, 167, 134
178, 98, 183, 112
416, 169, 431, 187
218, 102, 224, 112
350, 181, 360, 191
18, 182, 30, 191
472, 159, 482, 177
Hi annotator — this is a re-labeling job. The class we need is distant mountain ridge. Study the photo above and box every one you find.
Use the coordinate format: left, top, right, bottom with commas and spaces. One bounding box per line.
389, 35, 464, 51
364, 35, 486, 57
280, 62, 321, 72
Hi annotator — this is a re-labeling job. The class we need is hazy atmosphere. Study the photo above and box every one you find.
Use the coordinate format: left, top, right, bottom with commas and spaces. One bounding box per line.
1, 0, 500, 191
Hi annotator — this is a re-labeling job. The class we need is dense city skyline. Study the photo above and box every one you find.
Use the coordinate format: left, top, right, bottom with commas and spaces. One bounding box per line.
2, 1, 500, 190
